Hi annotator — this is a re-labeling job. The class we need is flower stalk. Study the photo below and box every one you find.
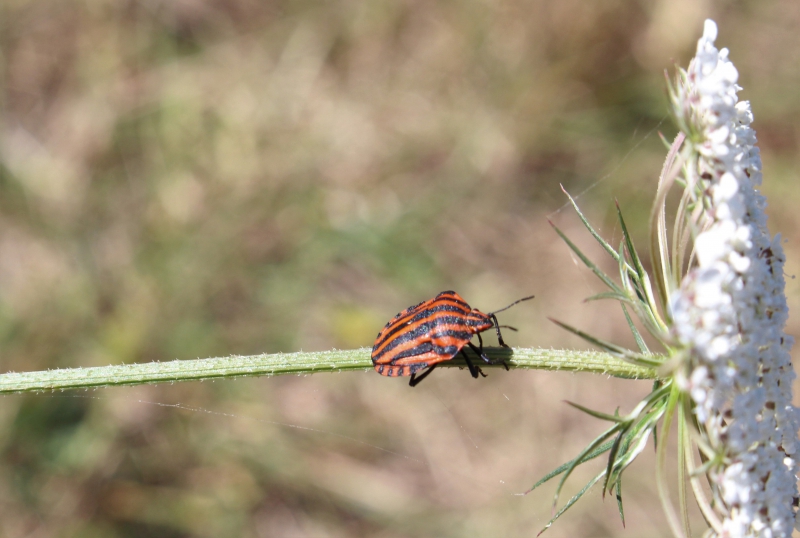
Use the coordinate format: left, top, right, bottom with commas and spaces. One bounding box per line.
0, 347, 655, 394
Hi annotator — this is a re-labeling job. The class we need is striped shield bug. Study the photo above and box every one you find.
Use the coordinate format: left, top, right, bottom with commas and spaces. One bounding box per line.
371, 291, 534, 386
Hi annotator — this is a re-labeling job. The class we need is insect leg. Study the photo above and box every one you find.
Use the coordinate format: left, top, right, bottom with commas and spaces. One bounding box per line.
459, 349, 486, 379
476, 333, 491, 363
468, 340, 509, 371
490, 313, 509, 347
409, 364, 437, 387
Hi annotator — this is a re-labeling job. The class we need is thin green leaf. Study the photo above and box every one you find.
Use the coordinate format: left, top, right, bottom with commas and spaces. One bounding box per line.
615, 479, 625, 527
616, 202, 668, 331
690, 456, 718, 478
560, 185, 637, 278
565, 400, 626, 423
531, 383, 670, 530
639, 272, 666, 330
650, 133, 684, 313
617, 254, 670, 347
604, 407, 659, 493
537, 471, 606, 536
651, 380, 662, 449
655, 190, 671, 310
683, 421, 723, 533
658, 130, 673, 150
682, 192, 706, 273
616, 200, 647, 285
679, 395, 716, 461
626, 382, 671, 418
526, 440, 614, 492
672, 185, 692, 285
605, 390, 670, 488
548, 220, 623, 294
621, 303, 649, 354
603, 429, 626, 495
616, 239, 669, 345
607, 416, 657, 487
677, 401, 692, 538
549, 318, 662, 368
584, 291, 635, 304
551, 422, 624, 510
618, 238, 646, 304
656, 385, 685, 538
603, 431, 635, 494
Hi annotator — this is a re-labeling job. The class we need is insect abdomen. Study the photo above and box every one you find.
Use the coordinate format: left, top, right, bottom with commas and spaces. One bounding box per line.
371, 291, 478, 376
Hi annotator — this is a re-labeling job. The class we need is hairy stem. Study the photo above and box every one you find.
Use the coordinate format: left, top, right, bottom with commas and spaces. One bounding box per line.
0, 348, 658, 394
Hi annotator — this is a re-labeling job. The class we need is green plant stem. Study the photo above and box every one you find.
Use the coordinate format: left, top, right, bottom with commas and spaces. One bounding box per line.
0, 348, 658, 394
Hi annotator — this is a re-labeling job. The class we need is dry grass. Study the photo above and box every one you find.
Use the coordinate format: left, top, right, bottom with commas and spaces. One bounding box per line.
1, 1, 800, 536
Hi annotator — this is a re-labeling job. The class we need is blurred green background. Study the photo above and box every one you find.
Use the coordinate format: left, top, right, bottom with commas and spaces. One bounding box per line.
2, 1, 800, 536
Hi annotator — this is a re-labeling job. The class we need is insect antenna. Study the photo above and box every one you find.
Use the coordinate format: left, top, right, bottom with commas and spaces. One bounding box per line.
488, 295, 535, 315
488, 295, 534, 348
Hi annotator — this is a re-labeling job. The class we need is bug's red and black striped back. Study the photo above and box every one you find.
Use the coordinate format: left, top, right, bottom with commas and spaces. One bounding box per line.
371, 291, 493, 377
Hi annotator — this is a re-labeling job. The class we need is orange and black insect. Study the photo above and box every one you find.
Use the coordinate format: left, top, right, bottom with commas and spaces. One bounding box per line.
371, 291, 534, 386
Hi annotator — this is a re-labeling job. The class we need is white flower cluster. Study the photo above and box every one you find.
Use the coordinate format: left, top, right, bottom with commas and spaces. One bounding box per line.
669, 20, 800, 538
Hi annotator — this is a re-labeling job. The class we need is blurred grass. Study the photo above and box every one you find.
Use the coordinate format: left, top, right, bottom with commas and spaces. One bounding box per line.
1, 1, 800, 537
